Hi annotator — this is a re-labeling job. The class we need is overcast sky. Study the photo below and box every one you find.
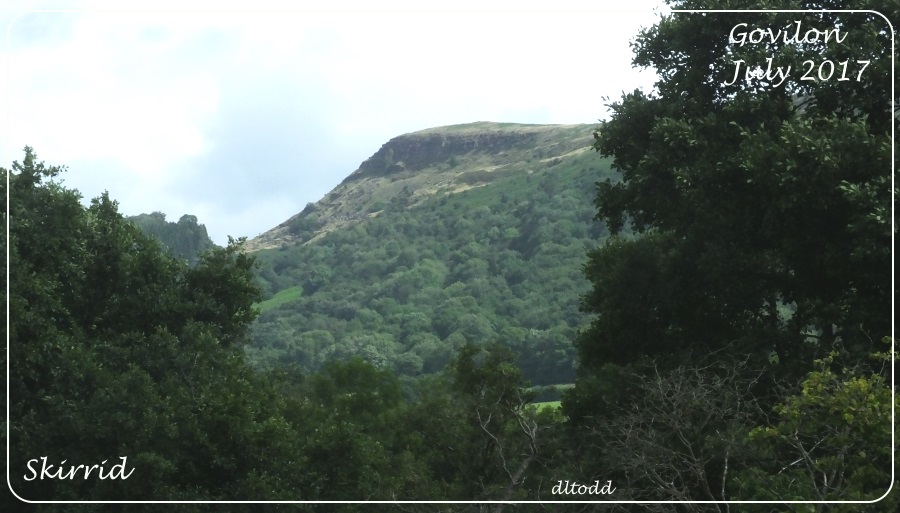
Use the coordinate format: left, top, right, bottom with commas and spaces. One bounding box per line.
2, 0, 667, 245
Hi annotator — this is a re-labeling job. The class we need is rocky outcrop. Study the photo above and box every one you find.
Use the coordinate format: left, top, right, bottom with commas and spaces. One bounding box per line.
243, 122, 594, 252
342, 127, 547, 183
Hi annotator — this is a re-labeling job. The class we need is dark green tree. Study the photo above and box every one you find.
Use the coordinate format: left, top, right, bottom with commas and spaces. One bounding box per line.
580, 1, 894, 373
737, 340, 897, 509
4, 148, 309, 505
570, 1, 896, 506
446, 343, 544, 502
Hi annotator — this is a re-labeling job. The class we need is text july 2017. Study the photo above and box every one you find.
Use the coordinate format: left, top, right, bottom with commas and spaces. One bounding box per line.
724, 20, 870, 87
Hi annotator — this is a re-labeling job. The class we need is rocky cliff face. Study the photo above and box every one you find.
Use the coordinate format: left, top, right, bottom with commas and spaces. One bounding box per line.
128, 212, 217, 265
344, 128, 544, 182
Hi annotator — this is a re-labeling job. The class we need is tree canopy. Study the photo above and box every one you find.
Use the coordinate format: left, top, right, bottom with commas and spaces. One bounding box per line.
248, 148, 612, 386
4, 148, 303, 504
567, 1, 896, 507
3, 151, 560, 506
3, 3, 895, 506
580, 1, 894, 372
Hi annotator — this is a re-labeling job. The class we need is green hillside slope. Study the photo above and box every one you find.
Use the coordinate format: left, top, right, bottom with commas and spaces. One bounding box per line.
246, 122, 615, 385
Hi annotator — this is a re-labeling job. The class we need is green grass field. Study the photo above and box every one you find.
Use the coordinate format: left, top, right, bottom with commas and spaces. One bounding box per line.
256, 286, 303, 314
529, 383, 574, 412
531, 400, 561, 412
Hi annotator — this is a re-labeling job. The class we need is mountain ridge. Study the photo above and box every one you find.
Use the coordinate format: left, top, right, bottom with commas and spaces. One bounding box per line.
243, 121, 595, 252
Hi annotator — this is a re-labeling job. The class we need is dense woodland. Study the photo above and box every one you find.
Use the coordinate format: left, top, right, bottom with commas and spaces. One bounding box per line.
4, 1, 897, 511
248, 149, 610, 386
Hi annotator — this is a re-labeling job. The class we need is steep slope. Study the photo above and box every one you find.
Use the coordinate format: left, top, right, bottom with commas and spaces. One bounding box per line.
243, 122, 593, 251
246, 122, 616, 385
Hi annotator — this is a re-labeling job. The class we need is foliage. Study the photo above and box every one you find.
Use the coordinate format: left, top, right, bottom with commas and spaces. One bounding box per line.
248, 149, 614, 385
580, 1, 894, 372
398, 343, 561, 505
736, 340, 896, 510
4, 148, 308, 504
5, 2, 895, 504
2, 150, 568, 506
255, 284, 303, 313
569, 0, 896, 508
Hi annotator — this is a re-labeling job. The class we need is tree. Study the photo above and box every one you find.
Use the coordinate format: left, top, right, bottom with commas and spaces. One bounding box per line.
737, 340, 897, 510
447, 344, 544, 505
5, 148, 308, 504
580, 0, 895, 372
579, 353, 768, 511
292, 358, 418, 501
571, 1, 896, 507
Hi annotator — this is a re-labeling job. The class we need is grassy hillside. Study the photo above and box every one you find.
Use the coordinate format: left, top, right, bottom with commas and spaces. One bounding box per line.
255, 285, 303, 313
243, 122, 592, 251
246, 122, 615, 385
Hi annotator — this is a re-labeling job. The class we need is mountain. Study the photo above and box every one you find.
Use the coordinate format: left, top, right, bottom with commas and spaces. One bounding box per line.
128, 211, 217, 266
246, 122, 617, 386
244, 122, 596, 251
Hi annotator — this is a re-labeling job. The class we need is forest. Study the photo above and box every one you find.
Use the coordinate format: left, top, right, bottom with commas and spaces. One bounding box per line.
4, 1, 897, 511
247, 145, 609, 387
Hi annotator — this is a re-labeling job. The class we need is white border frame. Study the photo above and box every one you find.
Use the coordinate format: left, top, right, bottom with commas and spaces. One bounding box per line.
4, 5, 895, 507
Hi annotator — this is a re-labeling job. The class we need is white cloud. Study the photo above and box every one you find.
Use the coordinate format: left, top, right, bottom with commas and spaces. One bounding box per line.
3, 1, 667, 245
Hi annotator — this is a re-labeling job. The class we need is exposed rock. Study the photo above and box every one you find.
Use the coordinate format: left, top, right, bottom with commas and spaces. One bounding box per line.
343, 129, 543, 183
242, 121, 595, 252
